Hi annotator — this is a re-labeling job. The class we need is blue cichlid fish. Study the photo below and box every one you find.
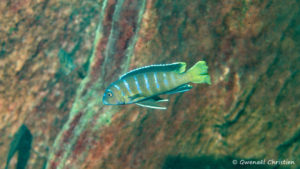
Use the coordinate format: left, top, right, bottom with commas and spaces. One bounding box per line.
102, 61, 211, 109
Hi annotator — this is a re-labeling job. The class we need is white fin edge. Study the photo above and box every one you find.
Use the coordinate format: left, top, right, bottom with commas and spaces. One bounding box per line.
136, 103, 167, 110
156, 99, 169, 102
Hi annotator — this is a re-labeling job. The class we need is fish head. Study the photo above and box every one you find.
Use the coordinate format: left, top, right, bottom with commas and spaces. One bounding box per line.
102, 83, 125, 105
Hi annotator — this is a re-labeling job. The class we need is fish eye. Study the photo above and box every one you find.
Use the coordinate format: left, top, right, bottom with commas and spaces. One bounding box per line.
107, 92, 113, 97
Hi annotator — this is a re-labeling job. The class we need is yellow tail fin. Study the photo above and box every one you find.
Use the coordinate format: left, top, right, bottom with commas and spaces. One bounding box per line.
186, 61, 211, 84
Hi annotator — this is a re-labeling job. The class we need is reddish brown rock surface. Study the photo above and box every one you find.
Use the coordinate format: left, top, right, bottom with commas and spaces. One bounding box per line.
0, 0, 299, 169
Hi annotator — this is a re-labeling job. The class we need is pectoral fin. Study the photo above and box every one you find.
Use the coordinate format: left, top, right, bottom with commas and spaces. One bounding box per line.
128, 94, 146, 103
164, 84, 193, 95
135, 98, 167, 110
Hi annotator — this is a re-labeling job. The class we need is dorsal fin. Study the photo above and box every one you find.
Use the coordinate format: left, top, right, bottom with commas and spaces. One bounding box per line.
120, 62, 186, 79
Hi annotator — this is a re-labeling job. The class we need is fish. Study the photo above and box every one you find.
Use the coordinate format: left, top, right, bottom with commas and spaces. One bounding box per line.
102, 61, 211, 109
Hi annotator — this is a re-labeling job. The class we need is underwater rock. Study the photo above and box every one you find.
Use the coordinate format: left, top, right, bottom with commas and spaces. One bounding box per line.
0, 0, 299, 169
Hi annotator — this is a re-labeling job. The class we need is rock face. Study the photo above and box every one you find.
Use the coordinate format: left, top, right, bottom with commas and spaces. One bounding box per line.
0, 0, 299, 169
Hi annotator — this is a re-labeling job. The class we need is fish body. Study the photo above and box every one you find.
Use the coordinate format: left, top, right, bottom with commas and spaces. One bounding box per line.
103, 61, 211, 109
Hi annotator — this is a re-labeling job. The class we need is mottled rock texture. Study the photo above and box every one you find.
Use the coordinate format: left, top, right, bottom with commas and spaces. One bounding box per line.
0, 0, 299, 169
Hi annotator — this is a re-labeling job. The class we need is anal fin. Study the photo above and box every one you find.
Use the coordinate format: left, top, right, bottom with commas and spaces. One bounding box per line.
151, 96, 169, 102
164, 84, 193, 95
